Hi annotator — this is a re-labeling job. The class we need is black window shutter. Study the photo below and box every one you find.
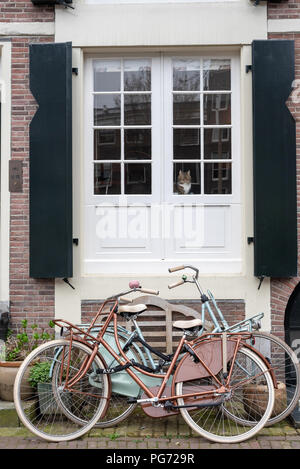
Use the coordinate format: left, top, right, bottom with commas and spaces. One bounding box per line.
252, 40, 297, 278
29, 42, 73, 278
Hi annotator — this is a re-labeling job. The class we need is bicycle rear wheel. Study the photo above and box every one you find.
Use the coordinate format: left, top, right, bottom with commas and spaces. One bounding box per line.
175, 347, 274, 443
14, 339, 109, 442
244, 331, 300, 425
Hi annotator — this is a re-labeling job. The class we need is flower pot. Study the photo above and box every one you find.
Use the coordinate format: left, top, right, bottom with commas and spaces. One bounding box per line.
243, 381, 287, 418
0, 361, 33, 401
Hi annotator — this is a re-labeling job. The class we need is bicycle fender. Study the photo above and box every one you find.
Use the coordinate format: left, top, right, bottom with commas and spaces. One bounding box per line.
173, 338, 236, 385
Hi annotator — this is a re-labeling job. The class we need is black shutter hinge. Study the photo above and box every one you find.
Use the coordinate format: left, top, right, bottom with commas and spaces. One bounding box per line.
63, 278, 75, 290
73, 238, 79, 246
72, 68, 78, 76
258, 276, 265, 290
247, 237, 254, 245
246, 65, 252, 74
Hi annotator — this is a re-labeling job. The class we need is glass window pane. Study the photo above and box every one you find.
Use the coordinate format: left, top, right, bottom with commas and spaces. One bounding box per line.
204, 128, 231, 160
173, 59, 200, 91
125, 163, 151, 194
93, 60, 121, 92
124, 94, 151, 125
94, 129, 121, 161
94, 163, 121, 195
204, 162, 232, 194
124, 129, 151, 160
203, 94, 231, 125
173, 163, 201, 194
124, 59, 151, 91
173, 129, 200, 160
94, 94, 121, 126
173, 94, 200, 125
203, 59, 231, 91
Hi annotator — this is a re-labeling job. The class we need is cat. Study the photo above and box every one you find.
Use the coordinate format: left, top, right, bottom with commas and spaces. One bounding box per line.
176, 169, 192, 194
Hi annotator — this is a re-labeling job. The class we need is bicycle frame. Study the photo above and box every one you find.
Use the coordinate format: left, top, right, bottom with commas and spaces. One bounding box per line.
53, 303, 258, 409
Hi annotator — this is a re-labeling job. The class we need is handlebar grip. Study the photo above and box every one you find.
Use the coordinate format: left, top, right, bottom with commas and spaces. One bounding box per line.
139, 288, 159, 295
168, 279, 185, 289
119, 296, 133, 303
168, 265, 185, 273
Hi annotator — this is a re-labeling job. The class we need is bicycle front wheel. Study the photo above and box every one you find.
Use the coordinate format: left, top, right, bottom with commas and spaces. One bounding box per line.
175, 347, 274, 444
14, 339, 109, 442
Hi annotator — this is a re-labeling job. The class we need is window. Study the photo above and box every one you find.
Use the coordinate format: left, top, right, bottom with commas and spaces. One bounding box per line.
84, 53, 241, 273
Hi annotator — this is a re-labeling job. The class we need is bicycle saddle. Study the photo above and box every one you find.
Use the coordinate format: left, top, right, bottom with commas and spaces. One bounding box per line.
118, 304, 147, 316
173, 318, 214, 332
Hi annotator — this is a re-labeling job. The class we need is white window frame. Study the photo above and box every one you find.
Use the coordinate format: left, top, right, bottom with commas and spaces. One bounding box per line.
83, 51, 241, 274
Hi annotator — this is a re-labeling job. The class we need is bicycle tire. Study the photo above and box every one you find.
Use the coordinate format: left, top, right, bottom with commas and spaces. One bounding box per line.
53, 331, 142, 428
175, 346, 274, 444
14, 339, 109, 442
241, 331, 300, 426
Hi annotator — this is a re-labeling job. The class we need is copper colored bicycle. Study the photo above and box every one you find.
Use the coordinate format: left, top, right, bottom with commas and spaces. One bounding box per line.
14, 283, 275, 443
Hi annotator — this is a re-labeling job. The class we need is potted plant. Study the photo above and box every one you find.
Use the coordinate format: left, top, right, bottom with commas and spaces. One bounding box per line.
28, 362, 55, 414
0, 320, 55, 401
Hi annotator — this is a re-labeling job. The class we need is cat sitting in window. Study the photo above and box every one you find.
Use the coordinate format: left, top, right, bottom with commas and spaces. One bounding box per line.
176, 169, 192, 194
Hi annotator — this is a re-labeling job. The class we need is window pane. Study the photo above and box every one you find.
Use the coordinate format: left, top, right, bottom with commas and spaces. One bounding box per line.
204, 128, 231, 160
124, 59, 151, 91
173, 94, 200, 125
204, 162, 232, 194
94, 94, 121, 126
203, 94, 231, 125
94, 163, 121, 195
124, 129, 151, 160
94, 129, 121, 161
173, 59, 200, 91
173, 163, 201, 194
93, 60, 121, 92
124, 94, 151, 125
173, 129, 200, 160
203, 59, 231, 91
125, 163, 151, 194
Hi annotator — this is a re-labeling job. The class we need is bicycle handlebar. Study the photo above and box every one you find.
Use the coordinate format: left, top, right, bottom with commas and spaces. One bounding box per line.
139, 288, 159, 295
168, 279, 185, 289
168, 265, 185, 273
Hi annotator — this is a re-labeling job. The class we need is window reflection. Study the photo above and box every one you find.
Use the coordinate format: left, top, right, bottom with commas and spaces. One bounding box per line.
124, 59, 151, 91
204, 162, 231, 194
173, 59, 200, 91
125, 129, 151, 160
124, 94, 151, 125
125, 163, 151, 194
94, 94, 121, 126
173, 94, 200, 125
93, 60, 121, 92
173, 129, 200, 160
204, 128, 231, 160
94, 129, 121, 160
203, 59, 231, 91
94, 163, 121, 195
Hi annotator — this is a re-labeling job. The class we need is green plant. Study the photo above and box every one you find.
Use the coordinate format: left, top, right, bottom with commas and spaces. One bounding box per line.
4, 320, 55, 362
28, 362, 52, 389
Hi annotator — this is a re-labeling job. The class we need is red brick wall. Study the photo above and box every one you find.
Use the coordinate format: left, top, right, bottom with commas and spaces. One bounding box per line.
0, 0, 54, 22
81, 300, 245, 327
268, 14, 300, 338
9, 35, 55, 334
268, 0, 300, 20
3, 0, 55, 333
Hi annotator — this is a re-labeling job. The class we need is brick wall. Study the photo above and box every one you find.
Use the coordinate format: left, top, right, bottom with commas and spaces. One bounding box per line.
268, 0, 300, 20
268, 4, 300, 339
2, 0, 55, 333
0, 0, 54, 22
9, 35, 55, 334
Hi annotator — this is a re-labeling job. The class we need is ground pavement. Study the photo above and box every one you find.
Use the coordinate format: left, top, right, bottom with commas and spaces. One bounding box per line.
1, 404, 300, 450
